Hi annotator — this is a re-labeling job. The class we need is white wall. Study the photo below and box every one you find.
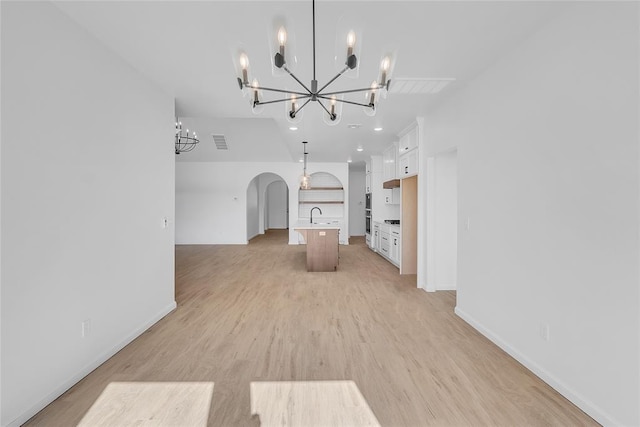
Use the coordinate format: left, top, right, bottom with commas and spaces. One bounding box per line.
349, 165, 366, 236
433, 150, 457, 290
425, 3, 639, 425
266, 181, 288, 229
176, 162, 349, 245
1, 2, 176, 426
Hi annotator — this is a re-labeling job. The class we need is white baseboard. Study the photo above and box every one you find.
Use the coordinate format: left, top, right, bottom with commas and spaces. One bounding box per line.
7, 301, 177, 427
436, 283, 457, 291
454, 306, 620, 427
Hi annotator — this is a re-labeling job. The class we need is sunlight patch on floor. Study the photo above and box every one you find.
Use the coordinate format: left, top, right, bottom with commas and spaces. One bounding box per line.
250, 380, 380, 427
78, 382, 214, 426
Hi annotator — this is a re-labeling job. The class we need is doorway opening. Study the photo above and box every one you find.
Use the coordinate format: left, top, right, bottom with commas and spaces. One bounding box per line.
246, 173, 289, 244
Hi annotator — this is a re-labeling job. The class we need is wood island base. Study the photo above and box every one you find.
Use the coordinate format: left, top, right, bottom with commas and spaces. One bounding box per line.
294, 228, 339, 272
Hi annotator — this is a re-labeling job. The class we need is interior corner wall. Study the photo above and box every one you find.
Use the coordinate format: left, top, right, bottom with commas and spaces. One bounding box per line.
246, 178, 259, 240
1, 3, 176, 426
425, 3, 639, 425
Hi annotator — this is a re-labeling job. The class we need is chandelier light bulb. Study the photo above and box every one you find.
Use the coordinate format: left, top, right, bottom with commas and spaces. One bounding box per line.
278, 27, 287, 57
346, 31, 356, 57
380, 56, 391, 85
381, 57, 390, 71
330, 95, 337, 117
239, 53, 249, 83
290, 94, 297, 115
369, 81, 378, 105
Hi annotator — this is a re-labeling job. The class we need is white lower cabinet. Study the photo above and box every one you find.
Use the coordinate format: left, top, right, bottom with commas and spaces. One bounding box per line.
373, 223, 400, 267
390, 229, 400, 265
373, 222, 380, 252
379, 230, 390, 258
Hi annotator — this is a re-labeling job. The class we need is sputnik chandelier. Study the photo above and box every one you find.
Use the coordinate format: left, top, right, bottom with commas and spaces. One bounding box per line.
235, 0, 393, 124
175, 121, 199, 155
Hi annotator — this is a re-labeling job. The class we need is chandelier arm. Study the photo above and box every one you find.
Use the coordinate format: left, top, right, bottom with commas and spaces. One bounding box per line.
316, 99, 334, 118
321, 87, 380, 97
283, 66, 313, 94
295, 98, 313, 114
246, 83, 309, 97
316, 66, 350, 94
318, 95, 374, 108
257, 95, 311, 106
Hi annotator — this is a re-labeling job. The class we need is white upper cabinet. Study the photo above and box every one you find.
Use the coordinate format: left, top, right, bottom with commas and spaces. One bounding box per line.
398, 126, 418, 155
382, 142, 397, 182
399, 149, 418, 177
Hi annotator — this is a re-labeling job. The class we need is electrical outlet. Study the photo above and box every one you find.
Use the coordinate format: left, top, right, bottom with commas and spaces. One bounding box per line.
81, 319, 92, 338
539, 323, 549, 341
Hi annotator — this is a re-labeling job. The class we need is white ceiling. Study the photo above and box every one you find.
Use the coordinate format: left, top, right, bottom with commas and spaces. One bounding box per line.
53, 1, 566, 163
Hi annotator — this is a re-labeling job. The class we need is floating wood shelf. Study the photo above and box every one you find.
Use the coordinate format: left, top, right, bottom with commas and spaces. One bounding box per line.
299, 201, 344, 204
383, 179, 401, 189
299, 187, 344, 190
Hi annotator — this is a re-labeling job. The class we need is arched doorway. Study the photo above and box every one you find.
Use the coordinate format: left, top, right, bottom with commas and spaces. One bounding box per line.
298, 172, 347, 244
246, 172, 289, 243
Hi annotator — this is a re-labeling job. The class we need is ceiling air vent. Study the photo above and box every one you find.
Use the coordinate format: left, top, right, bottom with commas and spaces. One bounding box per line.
211, 134, 228, 150
389, 78, 455, 95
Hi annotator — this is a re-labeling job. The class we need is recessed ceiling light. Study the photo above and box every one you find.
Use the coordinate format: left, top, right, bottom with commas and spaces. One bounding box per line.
347, 159, 352, 163
374, 127, 383, 132
347, 124, 362, 129
299, 158, 304, 162
289, 126, 298, 131
356, 146, 364, 152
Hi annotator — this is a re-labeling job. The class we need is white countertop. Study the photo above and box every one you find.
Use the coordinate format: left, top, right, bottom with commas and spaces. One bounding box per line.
294, 220, 342, 230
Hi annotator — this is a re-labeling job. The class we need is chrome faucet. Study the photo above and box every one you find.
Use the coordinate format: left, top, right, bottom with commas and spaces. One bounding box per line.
310, 206, 322, 223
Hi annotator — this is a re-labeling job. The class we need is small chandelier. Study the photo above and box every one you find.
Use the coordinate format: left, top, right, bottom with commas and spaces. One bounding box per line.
236, 0, 393, 124
175, 121, 199, 155
300, 141, 311, 189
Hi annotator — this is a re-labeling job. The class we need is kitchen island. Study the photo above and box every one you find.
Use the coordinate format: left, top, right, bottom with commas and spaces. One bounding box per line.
294, 221, 340, 272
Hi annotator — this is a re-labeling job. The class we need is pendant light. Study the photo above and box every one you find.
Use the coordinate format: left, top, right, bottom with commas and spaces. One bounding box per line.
300, 141, 311, 189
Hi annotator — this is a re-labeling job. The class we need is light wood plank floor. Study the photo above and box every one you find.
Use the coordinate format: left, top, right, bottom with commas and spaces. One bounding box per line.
26, 230, 597, 426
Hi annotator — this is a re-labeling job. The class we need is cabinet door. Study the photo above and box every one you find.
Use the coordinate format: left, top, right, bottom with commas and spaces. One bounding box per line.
398, 126, 418, 155
374, 226, 380, 251
380, 232, 391, 258
382, 145, 396, 181
406, 127, 418, 151
398, 133, 409, 155
390, 232, 400, 264
399, 150, 418, 177
399, 155, 409, 177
